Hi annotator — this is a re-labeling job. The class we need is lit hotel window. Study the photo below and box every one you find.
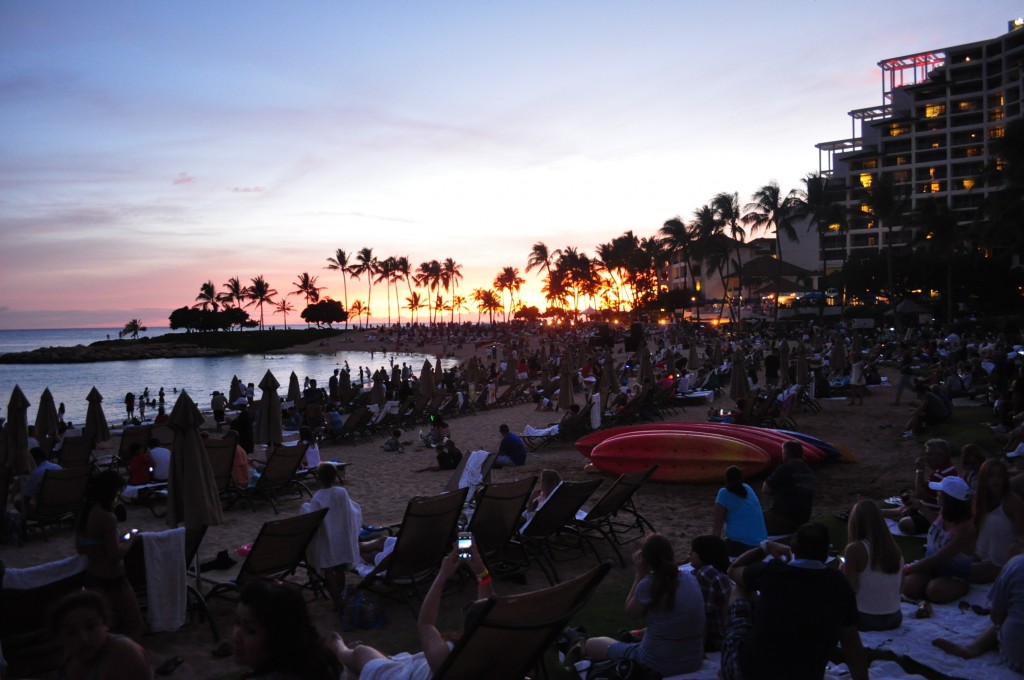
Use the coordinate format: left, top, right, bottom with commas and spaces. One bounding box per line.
931, 182, 941, 193
860, 173, 873, 188
925, 104, 945, 118
963, 178, 975, 190
828, 223, 841, 232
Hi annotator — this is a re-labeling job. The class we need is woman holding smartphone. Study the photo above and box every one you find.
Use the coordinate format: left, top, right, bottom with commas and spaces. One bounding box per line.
75, 469, 145, 642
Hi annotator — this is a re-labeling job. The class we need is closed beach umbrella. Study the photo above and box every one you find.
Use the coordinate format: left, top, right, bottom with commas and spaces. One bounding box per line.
390, 365, 401, 387
713, 342, 724, 368
287, 371, 302, 404
830, 340, 847, 374
599, 357, 616, 409
557, 357, 575, 411
6, 386, 33, 474
167, 390, 223, 529
34, 387, 61, 452
503, 360, 517, 386
83, 387, 110, 451
729, 348, 748, 402
256, 370, 283, 446
688, 342, 699, 371
796, 346, 810, 386
434, 357, 444, 388
420, 360, 435, 398
637, 343, 654, 386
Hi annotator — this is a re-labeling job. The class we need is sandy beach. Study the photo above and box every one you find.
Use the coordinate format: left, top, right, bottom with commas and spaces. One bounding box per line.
0, 329, 947, 679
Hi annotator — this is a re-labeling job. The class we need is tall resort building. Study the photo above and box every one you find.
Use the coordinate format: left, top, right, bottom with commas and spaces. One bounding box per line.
816, 18, 1024, 273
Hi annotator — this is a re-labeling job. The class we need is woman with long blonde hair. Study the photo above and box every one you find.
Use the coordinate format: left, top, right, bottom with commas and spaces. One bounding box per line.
842, 500, 904, 630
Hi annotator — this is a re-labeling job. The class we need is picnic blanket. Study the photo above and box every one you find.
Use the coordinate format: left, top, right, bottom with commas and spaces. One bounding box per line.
859, 582, 1019, 679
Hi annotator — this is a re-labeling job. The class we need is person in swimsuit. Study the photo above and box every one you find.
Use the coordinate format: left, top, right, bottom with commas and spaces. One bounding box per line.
51, 590, 150, 680
75, 470, 145, 642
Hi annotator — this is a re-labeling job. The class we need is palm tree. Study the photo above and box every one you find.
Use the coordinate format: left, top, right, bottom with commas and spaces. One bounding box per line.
526, 242, 559, 304
119, 319, 147, 339
473, 288, 501, 324
324, 249, 352, 327
494, 266, 524, 322
451, 294, 468, 323
743, 181, 800, 320
290, 272, 323, 327
442, 258, 463, 324
352, 248, 377, 326
219, 276, 247, 309
247, 275, 277, 330
792, 172, 846, 316
415, 260, 441, 324
273, 298, 295, 329
861, 173, 910, 323
912, 198, 964, 321
374, 256, 396, 326
404, 291, 424, 324
660, 217, 698, 295
712, 191, 747, 314
348, 300, 365, 328
394, 256, 413, 325
194, 281, 219, 311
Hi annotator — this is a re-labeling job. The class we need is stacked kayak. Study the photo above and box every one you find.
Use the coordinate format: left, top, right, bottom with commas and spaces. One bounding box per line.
576, 422, 845, 484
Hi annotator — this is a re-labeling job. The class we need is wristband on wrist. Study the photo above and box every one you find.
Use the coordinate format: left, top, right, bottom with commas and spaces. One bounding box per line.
760, 539, 770, 552
477, 568, 491, 583
477, 573, 493, 587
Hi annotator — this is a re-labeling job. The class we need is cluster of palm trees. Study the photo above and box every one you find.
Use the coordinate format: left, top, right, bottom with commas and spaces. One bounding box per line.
188, 118, 1024, 329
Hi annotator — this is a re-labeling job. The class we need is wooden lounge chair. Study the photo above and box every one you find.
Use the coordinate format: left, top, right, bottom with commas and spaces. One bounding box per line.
204, 431, 241, 505
24, 466, 92, 540
206, 508, 329, 600
513, 478, 603, 584
358, 488, 468, 615
442, 449, 499, 495
233, 443, 311, 514
432, 561, 612, 680
466, 477, 536, 572
114, 424, 153, 469
55, 436, 93, 469
575, 465, 658, 566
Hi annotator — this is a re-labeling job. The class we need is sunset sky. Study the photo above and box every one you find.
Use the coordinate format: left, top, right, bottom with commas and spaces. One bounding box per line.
1, 1, 1019, 330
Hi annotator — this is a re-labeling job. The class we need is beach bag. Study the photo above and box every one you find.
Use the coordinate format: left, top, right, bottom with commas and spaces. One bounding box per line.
339, 586, 388, 631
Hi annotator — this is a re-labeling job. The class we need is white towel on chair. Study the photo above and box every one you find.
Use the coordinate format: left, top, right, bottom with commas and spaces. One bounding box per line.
141, 527, 187, 632
459, 450, 490, 492
2, 554, 87, 590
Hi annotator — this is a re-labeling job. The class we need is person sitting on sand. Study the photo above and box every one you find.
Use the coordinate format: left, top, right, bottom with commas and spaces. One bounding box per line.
18, 446, 61, 515
902, 383, 951, 439
581, 534, 705, 676
841, 500, 904, 631
690, 535, 733, 651
971, 458, 1024, 584
713, 465, 768, 557
903, 476, 977, 604
495, 423, 527, 467
232, 578, 341, 680
125, 442, 154, 486
932, 553, 1024, 673
722, 523, 868, 680
883, 438, 958, 535
761, 440, 815, 535
50, 590, 151, 680
330, 538, 494, 678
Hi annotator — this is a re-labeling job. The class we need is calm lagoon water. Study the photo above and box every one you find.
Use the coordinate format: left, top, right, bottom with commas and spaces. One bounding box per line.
0, 328, 455, 425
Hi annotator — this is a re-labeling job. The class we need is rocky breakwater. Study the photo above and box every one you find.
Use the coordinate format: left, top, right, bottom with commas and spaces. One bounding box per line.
0, 341, 239, 364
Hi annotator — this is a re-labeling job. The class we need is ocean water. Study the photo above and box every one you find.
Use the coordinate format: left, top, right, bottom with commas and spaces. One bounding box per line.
0, 328, 456, 426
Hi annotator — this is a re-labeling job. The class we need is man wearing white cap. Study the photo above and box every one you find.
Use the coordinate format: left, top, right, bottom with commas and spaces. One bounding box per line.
903, 475, 976, 604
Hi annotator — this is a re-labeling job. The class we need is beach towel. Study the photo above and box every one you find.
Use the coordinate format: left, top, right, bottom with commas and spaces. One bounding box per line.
1, 554, 87, 590
141, 527, 187, 632
458, 450, 490, 494
302, 486, 363, 569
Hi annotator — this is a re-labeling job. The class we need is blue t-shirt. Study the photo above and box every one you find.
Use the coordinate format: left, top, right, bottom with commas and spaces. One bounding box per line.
23, 461, 62, 500
715, 483, 768, 547
499, 432, 527, 466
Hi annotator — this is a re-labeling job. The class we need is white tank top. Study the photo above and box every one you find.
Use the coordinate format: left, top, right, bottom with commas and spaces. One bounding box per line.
976, 502, 1015, 567
856, 540, 903, 615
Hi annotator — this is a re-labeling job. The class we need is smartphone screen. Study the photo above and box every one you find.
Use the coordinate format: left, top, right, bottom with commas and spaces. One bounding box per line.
457, 532, 472, 558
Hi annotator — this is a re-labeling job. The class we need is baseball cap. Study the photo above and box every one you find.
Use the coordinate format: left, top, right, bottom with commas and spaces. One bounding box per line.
1008, 443, 1024, 459
928, 476, 971, 501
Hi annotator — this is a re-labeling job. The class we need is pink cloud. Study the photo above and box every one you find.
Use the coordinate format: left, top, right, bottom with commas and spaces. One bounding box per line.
172, 172, 195, 185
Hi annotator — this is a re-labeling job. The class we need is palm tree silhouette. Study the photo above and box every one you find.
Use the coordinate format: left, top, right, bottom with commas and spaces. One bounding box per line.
247, 275, 277, 330
352, 248, 377, 326
273, 298, 295, 329
442, 258, 463, 324
744, 181, 800, 320
325, 249, 352, 327
120, 319, 147, 339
